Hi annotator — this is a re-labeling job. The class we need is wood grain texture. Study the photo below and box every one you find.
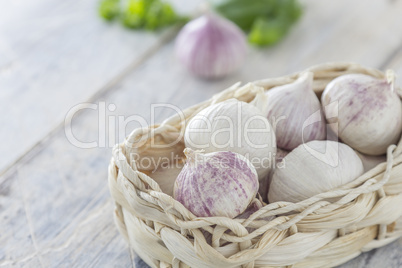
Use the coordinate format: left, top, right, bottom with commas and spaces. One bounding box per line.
2, 0, 402, 267
0, 0, 202, 175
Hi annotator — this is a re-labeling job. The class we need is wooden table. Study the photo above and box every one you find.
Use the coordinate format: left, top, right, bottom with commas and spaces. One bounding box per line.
1, 0, 402, 267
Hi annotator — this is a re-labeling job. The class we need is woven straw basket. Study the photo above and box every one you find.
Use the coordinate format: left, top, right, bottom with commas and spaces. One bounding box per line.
108, 62, 402, 268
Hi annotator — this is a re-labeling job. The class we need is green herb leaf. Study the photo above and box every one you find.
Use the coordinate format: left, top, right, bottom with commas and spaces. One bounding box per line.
145, 2, 178, 30
111, 0, 183, 31
248, 16, 289, 46
216, 0, 302, 46
159, 3, 178, 26
216, 0, 277, 31
273, 0, 302, 24
98, 0, 120, 21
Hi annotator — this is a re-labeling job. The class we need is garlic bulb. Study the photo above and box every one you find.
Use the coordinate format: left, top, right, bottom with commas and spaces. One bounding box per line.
175, 13, 247, 79
268, 140, 364, 203
265, 72, 326, 151
174, 148, 259, 218
355, 151, 386, 173
322, 74, 402, 155
185, 98, 276, 180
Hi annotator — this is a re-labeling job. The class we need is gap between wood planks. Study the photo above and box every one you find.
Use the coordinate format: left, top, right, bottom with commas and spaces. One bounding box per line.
0, 26, 180, 179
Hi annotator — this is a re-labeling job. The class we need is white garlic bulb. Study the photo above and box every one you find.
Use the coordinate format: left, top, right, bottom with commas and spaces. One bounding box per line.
175, 13, 247, 79
321, 74, 402, 155
185, 98, 276, 180
174, 148, 259, 218
268, 140, 364, 203
265, 72, 326, 151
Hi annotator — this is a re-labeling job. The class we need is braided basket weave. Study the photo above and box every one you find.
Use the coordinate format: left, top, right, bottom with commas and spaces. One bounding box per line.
108, 62, 402, 268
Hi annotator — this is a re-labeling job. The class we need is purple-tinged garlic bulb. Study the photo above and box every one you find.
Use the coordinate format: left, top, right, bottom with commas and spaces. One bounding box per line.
265, 72, 326, 151
174, 148, 259, 218
322, 74, 402, 155
175, 13, 247, 79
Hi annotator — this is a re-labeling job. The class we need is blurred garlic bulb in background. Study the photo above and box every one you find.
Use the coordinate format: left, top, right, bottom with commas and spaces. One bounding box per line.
265, 72, 326, 151
268, 140, 364, 203
321, 74, 402, 155
175, 13, 247, 79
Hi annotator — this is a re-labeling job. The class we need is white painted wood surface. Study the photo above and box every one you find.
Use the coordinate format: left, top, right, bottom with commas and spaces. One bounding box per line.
1, 0, 402, 267
0, 0, 201, 175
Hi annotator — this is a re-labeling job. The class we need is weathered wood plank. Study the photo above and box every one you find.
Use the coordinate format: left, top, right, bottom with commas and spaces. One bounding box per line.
0, 51, 191, 266
0, 0, 202, 175
2, 0, 402, 267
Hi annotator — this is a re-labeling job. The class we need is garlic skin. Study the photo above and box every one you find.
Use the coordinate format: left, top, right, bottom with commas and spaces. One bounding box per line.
322, 74, 402, 155
185, 98, 276, 180
265, 72, 326, 151
268, 141, 364, 203
355, 151, 386, 173
174, 148, 259, 218
175, 13, 247, 79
